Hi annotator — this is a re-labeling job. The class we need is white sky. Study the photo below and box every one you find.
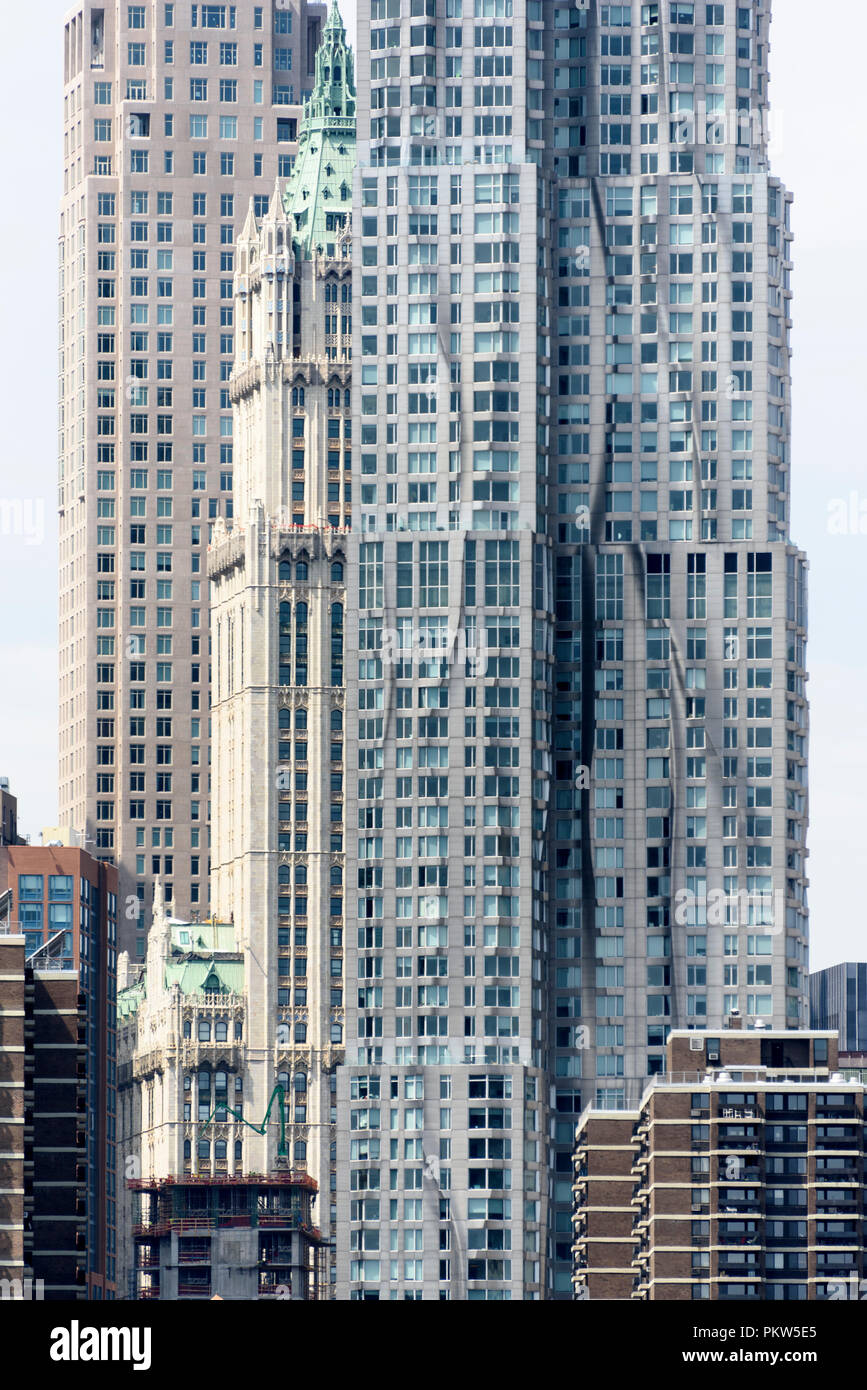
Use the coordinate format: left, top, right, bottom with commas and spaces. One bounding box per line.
0, 0, 862, 971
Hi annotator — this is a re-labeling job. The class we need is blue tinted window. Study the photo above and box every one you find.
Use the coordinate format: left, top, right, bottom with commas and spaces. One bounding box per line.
18, 874, 43, 901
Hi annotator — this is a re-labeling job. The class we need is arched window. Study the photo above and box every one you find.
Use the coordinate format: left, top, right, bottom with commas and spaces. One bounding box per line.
279, 708, 291, 729
278, 865, 290, 886
294, 1140, 307, 1161
295, 602, 308, 685
234, 1140, 242, 1162
295, 558, 309, 582
279, 558, 291, 582
344, 388, 350, 406
294, 1023, 307, 1043
294, 1072, 307, 1093
331, 559, 344, 582
331, 602, 343, 684
330, 708, 343, 732
279, 602, 292, 686
215, 1020, 228, 1042
295, 708, 308, 731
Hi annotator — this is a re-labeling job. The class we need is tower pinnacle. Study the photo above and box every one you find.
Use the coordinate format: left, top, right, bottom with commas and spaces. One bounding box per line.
280, 0, 356, 258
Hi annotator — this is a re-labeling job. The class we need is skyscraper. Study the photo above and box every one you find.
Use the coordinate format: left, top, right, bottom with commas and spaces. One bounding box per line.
208, 0, 355, 1275
338, 0, 807, 1299
114, 1, 354, 1297
811, 963, 867, 1055
58, 0, 326, 957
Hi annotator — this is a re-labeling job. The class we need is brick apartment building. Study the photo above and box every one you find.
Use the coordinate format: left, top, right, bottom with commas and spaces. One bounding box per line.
573, 1024, 864, 1301
0, 844, 118, 1296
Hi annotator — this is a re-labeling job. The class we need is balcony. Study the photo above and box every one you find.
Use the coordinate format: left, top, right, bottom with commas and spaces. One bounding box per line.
177, 1281, 212, 1299
816, 1103, 859, 1120
719, 1231, 763, 1247
717, 1260, 762, 1277
815, 1230, 860, 1246
177, 1244, 211, 1266
816, 1257, 859, 1277
716, 1135, 760, 1151
716, 1162, 763, 1182
815, 1164, 861, 1181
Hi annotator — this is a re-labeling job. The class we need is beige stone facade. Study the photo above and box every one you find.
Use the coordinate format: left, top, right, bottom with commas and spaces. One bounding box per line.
58, 0, 325, 954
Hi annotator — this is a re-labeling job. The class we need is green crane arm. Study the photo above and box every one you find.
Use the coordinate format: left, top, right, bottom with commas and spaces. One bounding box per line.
201, 1083, 287, 1157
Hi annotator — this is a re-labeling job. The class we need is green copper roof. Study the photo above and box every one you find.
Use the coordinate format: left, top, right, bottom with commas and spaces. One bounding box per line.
118, 980, 145, 1018
165, 958, 244, 996
282, 0, 356, 258
117, 917, 243, 1015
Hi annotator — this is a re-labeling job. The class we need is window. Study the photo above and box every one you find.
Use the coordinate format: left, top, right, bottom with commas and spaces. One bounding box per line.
18, 875, 44, 902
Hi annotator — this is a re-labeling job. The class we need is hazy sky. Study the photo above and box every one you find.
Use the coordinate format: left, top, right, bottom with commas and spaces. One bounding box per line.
0, 0, 862, 971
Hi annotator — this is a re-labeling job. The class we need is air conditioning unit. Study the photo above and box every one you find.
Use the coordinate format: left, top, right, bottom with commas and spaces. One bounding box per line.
689, 1037, 704, 1052
708, 1051, 720, 1062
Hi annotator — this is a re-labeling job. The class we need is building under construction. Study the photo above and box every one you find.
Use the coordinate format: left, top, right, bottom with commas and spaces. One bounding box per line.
130, 1172, 325, 1301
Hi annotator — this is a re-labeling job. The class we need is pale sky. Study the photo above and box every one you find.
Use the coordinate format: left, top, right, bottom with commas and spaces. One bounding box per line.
0, 0, 862, 971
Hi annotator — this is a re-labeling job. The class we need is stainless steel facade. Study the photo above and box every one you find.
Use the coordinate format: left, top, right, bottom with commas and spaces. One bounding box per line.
338, 0, 808, 1299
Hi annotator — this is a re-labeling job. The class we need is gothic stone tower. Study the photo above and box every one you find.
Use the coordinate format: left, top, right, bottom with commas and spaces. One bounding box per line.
209, 0, 355, 1274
